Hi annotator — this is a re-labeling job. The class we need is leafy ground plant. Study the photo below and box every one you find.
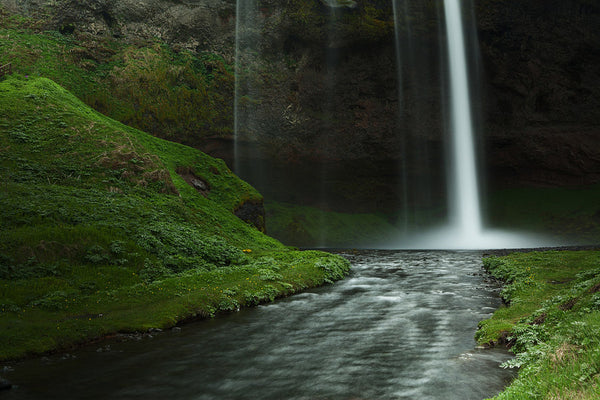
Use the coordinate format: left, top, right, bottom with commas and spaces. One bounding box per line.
0, 75, 350, 361
0, 6, 234, 146
477, 250, 600, 399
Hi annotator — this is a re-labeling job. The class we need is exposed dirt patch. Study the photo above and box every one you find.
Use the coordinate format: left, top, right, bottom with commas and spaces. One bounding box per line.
549, 342, 580, 367
176, 166, 210, 196
531, 313, 547, 325
495, 330, 516, 349
234, 200, 266, 233
559, 297, 578, 311
97, 144, 178, 194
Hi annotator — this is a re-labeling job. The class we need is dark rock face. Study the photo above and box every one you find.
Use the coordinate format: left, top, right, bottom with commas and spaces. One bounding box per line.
476, 0, 600, 187
1, 0, 237, 55
0, 377, 11, 391
236, 0, 600, 200
234, 199, 266, 233
3, 0, 600, 210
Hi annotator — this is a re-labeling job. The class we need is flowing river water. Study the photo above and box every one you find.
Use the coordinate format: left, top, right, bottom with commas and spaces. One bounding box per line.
3, 251, 515, 399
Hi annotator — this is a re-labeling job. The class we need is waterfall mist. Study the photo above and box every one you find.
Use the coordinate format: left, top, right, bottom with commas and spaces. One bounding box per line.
234, 0, 263, 180
443, 0, 483, 236
231, 1, 565, 250
389, 0, 560, 250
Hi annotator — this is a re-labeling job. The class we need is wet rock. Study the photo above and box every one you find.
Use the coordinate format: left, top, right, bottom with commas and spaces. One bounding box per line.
0, 377, 12, 390
3, 0, 600, 208
176, 167, 210, 196
96, 345, 111, 353
234, 200, 266, 233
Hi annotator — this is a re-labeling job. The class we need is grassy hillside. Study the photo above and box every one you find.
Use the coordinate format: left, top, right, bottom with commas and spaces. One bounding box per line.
0, 7, 233, 146
486, 186, 600, 244
0, 75, 350, 361
266, 201, 403, 248
477, 251, 600, 399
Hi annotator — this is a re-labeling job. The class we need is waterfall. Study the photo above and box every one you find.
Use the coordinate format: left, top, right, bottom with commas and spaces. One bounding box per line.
391, 0, 409, 233
391, 0, 555, 249
443, 0, 483, 237
392, 1, 442, 233
233, 0, 242, 173
234, 0, 261, 176
231, 0, 557, 249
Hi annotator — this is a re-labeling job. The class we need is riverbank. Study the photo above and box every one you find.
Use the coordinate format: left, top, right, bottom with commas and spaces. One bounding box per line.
0, 250, 514, 399
477, 249, 600, 399
0, 248, 350, 362
0, 75, 350, 363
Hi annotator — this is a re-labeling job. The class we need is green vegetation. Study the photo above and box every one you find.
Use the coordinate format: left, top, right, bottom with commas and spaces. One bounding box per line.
486, 186, 600, 244
0, 75, 350, 361
0, 7, 234, 146
265, 201, 402, 247
284, 0, 394, 45
477, 251, 600, 399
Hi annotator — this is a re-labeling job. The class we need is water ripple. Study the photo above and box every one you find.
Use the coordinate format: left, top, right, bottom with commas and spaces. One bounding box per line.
4, 251, 514, 400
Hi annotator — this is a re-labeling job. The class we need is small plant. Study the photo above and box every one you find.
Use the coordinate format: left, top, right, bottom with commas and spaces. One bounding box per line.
109, 240, 125, 256
84, 245, 110, 264
29, 290, 77, 311
315, 257, 350, 283
139, 258, 172, 283
0, 301, 22, 313
217, 296, 239, 312
257, 268, 283, 282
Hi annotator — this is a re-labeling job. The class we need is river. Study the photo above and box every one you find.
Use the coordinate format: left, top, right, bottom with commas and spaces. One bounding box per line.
3, 250, 515, 399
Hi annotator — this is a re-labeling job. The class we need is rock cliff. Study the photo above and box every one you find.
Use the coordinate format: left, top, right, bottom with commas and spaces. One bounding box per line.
3, 0, 599, 211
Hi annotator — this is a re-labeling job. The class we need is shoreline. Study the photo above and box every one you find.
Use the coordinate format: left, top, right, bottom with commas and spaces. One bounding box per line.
476, 249, 600, 399
0, 250, 350, 363
4, 247, 600, 398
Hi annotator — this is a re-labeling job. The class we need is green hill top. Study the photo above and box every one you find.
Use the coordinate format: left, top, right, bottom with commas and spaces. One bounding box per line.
0, 76, 349, 361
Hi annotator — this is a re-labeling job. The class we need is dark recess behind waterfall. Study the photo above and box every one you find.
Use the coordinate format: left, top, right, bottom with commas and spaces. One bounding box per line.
4, 0, 600, 214
204, 0, 600, 214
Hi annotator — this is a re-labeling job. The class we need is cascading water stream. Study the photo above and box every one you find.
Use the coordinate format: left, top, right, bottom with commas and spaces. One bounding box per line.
3, 251, 515, 399
443, 0, 483, 237
233, 0, 243, 174
232, 0, 557, 249
391, 0, 409, 234
390, 0, 557, 249
234, 0, 261, 177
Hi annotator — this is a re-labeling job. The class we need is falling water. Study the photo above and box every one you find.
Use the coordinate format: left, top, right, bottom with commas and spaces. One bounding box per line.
392, 1, 444, 233
443, 0, 482, 236
233, 0, 261, 175
232, 0, 559, 249
233, 0, 244, 174
391, 0, 409, 233
390, 0, 558, 249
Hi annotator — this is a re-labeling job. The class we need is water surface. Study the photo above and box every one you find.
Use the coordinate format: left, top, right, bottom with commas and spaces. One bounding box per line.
3, 251, 514, 399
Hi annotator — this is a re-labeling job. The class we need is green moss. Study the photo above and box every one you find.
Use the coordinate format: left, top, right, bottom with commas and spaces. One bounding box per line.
265, 201, 402, 247
283, 0, 394, 45
0, 9, 234, 146
0, 76, 350, 361
478, 251, 600, 399
486, 186, 600, 243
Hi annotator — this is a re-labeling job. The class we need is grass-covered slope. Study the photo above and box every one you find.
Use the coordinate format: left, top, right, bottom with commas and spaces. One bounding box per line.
477, 251, 600, 399
486, 187, 600, 244
266, 201, 403, 248
0, 7, 234, 146
0, 76, 350, 361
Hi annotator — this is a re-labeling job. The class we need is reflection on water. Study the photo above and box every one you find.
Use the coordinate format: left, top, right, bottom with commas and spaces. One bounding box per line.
3, 251, 514, 400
